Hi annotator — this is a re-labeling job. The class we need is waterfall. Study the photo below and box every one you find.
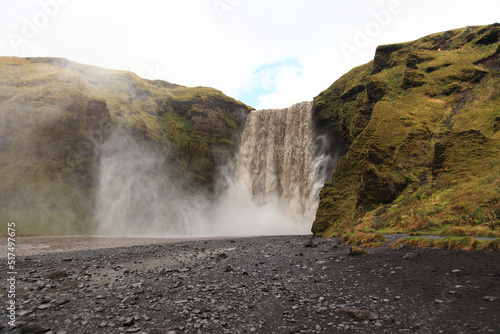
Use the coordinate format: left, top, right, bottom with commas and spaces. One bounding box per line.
94, 101, 337, 236
94, 132, 209, 236
225, 101, 334, 231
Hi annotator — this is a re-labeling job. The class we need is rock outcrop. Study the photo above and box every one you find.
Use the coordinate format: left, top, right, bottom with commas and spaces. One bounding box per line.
312, 24, 500, 237
0, 57, 251, 234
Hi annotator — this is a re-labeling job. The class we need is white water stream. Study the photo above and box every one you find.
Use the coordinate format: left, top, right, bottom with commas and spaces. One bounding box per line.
94, 101, 336, 236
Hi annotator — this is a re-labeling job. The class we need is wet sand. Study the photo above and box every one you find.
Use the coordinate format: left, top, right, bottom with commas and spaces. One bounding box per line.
0, 235, 238, 257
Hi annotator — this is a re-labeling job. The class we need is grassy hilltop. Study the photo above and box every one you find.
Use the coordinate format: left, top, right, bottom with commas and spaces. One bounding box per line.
0, 57, 251, 235
312, 24, 500, 242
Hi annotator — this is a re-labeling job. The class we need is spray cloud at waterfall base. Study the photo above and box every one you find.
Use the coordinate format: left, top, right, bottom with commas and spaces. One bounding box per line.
95, 101, 340, 237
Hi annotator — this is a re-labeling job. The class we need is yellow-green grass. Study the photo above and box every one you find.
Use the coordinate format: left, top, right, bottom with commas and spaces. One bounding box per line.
439, 226, 500, 238
341, 231, 388, 248
313, 24, 500, 238
380, 171, 499, 233
393, 236, 500, 251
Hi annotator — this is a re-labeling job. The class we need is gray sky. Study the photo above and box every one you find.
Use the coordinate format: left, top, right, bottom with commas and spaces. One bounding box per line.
1, 0, 499, 108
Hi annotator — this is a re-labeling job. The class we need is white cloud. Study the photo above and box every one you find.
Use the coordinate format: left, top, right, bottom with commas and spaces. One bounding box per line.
256, 63, 303, 109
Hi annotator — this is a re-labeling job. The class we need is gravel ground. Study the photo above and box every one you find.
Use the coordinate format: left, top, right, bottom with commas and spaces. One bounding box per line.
1, 235, 499, 334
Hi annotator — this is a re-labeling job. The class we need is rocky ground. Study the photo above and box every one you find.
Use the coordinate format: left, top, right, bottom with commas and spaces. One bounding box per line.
1, 235, 499, 334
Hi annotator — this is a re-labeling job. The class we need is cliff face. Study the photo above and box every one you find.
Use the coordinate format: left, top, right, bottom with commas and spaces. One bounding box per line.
312, 24, 500, 238
0, 57, 251, 235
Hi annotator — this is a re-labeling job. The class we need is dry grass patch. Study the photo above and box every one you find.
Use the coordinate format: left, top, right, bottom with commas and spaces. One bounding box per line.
439, 226, 500, 238
393, 236, 500, 251
341, 231, 388, 248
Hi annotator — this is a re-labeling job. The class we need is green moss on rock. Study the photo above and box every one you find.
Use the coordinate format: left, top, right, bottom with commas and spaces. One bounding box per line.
313, 24, 500, 238
0, 56, 252, 235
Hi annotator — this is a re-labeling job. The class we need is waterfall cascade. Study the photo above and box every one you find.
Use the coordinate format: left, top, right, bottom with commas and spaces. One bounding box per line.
233, 101, 330, 222
95, 101, 337, 236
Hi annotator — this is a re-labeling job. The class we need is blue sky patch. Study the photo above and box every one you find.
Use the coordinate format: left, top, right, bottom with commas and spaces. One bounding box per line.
237, 58, 303, 109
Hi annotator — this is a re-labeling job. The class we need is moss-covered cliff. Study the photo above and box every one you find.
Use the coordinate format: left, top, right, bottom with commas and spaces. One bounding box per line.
0, 57, 251, 235
312, 24, 500, 238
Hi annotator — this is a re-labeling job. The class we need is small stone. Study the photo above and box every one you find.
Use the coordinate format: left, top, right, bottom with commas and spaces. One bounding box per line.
217, 253, 228, 260
435, 299, 444, 304
304, 240, 318, 248
53, 299, 70, 306
224, 265, 233, 272
123, 317, 135, 326
18, 309, 34, 316
149, 330, 168, 334
403, 253, 414, 260
289, 326, 300, 333
44, 271, 68, 280
122, 296, 135, 304
340, 307, 378, 320
483, 296, 497, 302
452, 269, 461, 273
20, 323, 50, 333
350, 246, 371, 256
38, 303, 53, 310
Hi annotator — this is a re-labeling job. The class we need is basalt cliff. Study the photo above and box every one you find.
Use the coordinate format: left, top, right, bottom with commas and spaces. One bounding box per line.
312, 23, 500, 239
